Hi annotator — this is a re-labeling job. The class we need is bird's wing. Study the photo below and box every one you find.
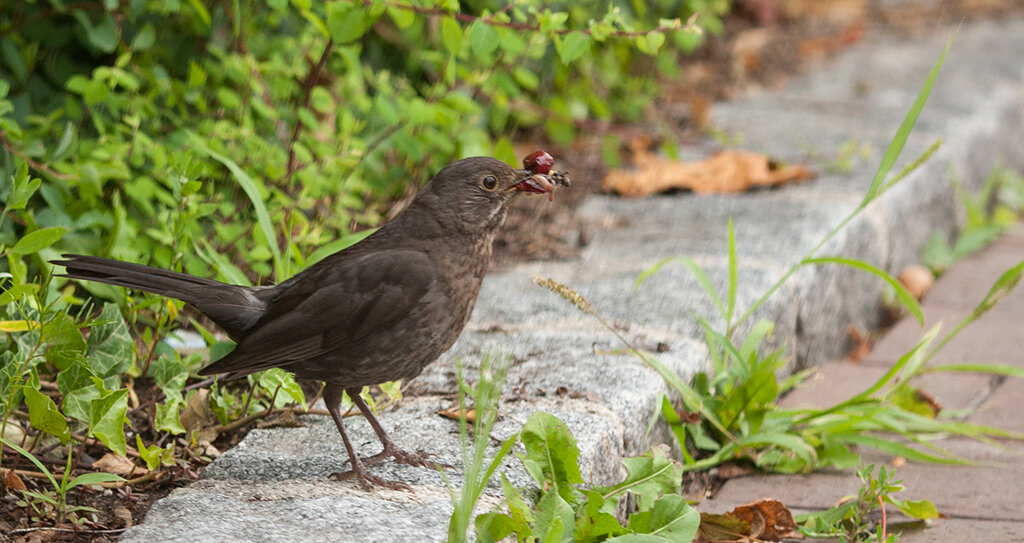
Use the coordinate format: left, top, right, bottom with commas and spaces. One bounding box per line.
199, 249, 436, 376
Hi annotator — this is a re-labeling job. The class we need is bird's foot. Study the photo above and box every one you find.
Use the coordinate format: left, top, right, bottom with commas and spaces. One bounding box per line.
329, 465, 412, 492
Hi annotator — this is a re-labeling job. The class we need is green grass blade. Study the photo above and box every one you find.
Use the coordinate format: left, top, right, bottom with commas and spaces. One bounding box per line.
803, 256, 924, 325
927, 363, 1024, 378
188, 133, 287, 280
861, 34, 952, 207
0, 436, 58, 490
726, 217, 737, 326
840, 433, 968, 465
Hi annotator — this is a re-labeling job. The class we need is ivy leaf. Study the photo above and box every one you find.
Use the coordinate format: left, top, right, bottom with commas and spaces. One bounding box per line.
24, 387, 70, 444
575, 489, 629, 540
10, 227, 66, 256
440, 16, 463, 55
559, 32, 591, 65
89, 387, 129, 456
43, 313, 86, 370
257, 368, 306, 408
155, 396, 187, 435
86, 304, 134, 379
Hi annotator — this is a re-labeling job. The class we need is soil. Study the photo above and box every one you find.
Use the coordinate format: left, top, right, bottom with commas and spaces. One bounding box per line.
3, 2, 1022, 540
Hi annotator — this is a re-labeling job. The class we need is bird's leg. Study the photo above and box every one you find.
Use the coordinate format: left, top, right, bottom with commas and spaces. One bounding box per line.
347, 388, 438, 469
322, 384, 411, 491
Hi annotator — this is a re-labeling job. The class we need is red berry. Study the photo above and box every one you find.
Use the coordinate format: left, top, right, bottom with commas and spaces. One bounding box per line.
523, 151, 554, 175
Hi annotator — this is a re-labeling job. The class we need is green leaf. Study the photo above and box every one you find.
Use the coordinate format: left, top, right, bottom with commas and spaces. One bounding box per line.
86, 304, 134, 379
597, 446, 682, 512
51, 122, 76, 162
576, 489, 629, 540
6, 163, 41, 211
493, 138, 517, 168
440, 16, 463, 55
258, 368, 306, 408
521, 412, 583, 503
887, 497, 940, 520
927, 363, 1024, 378
626, 494, 699, 539
559, 32, 591, 65
533, 490, 573, 543
10, 227, 66, 256
43, 313, 86, 370
67, 471, 125, 489
386, 5, 415, 29
637, 32, 666, 55
89, 388, 129, 456
469, 20, 499, 58
131, 24, 156, 51
155, 397, 186, 434
474, 512, 517, 543
327, 5, 371, 44
24, 387, 70, 443
152, 353, 187, 396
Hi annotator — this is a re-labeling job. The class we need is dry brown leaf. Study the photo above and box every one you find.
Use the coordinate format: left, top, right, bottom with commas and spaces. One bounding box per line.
439, 407, 476, 423
3, 467, 27, 491
697, 499, 802, 542
180, 388, 219, 442
603, 145, 814, 198
847, 325, 871, 362
93, 452, 146, 478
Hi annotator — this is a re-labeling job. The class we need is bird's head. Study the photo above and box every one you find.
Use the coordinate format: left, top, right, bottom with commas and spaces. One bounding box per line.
417, 155, 568, 234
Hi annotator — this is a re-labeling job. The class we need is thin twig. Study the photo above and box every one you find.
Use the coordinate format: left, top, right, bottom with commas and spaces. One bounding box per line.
0, 130, 72, 180
284, 39, 335, 184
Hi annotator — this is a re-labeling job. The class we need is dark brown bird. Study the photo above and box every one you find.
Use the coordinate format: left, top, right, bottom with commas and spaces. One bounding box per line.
53, 155, 567, 490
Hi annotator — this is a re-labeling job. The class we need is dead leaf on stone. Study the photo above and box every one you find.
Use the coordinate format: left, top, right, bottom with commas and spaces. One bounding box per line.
697, 498, 802, 542
439, 406, 476, 423
93, 452, 146, 478
602, 141, 814, 197
847, 325, 871, 362
3, 468, 27, 491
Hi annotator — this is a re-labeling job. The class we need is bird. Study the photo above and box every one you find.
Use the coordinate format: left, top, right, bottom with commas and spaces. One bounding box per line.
53, 155, 568, 490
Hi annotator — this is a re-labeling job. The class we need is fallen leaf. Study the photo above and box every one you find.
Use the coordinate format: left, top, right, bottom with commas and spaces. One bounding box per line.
3, 468, 27, 491
697, 499, 801, 542
439, 406, 476, 423
603, 143, 814, 197
180, 388, 218, 442
847, 325, 871, 362
113, 505, 133, 528
93, 452, 146, 478
797, 24, 866, 58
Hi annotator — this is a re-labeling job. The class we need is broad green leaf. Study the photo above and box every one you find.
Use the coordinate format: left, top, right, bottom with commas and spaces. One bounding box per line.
719, 370, 777, 430
57, 361, 100, 422
258, 368, 306, 408
43, 313, 86, 370
153, 353, 187, 396
473, 512, 517, 543
89, 388, 129, 456
576, 489, 629, 540
637, 31, 666, 55
533, 491, 573, 543
86, 304, 134, 378
887, 497, 940, 520
24, 387, 70, 443
131, 24, 156, 51
597, 446, 682, 512
520, 412, 583, 503
10, 227, 66, 255
469, 20, 499, 58
155, 397, 186, 434
440, 16, 463, 54
559, 32, 590, 65
386, 5, 415, 28
626, 494, 699, 539
493, 137, 517, 168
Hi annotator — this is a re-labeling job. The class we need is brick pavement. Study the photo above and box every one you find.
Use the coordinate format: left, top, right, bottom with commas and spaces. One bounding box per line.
701, 224, 1024, 541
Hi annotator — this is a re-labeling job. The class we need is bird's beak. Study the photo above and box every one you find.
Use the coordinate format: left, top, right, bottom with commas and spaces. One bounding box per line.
506, 169, 570, 197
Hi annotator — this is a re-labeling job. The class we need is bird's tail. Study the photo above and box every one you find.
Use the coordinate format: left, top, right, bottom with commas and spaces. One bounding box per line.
52, 253, 225, 304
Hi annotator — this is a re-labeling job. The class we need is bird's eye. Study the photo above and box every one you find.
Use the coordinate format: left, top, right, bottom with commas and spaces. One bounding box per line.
481, 175, 498, 190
